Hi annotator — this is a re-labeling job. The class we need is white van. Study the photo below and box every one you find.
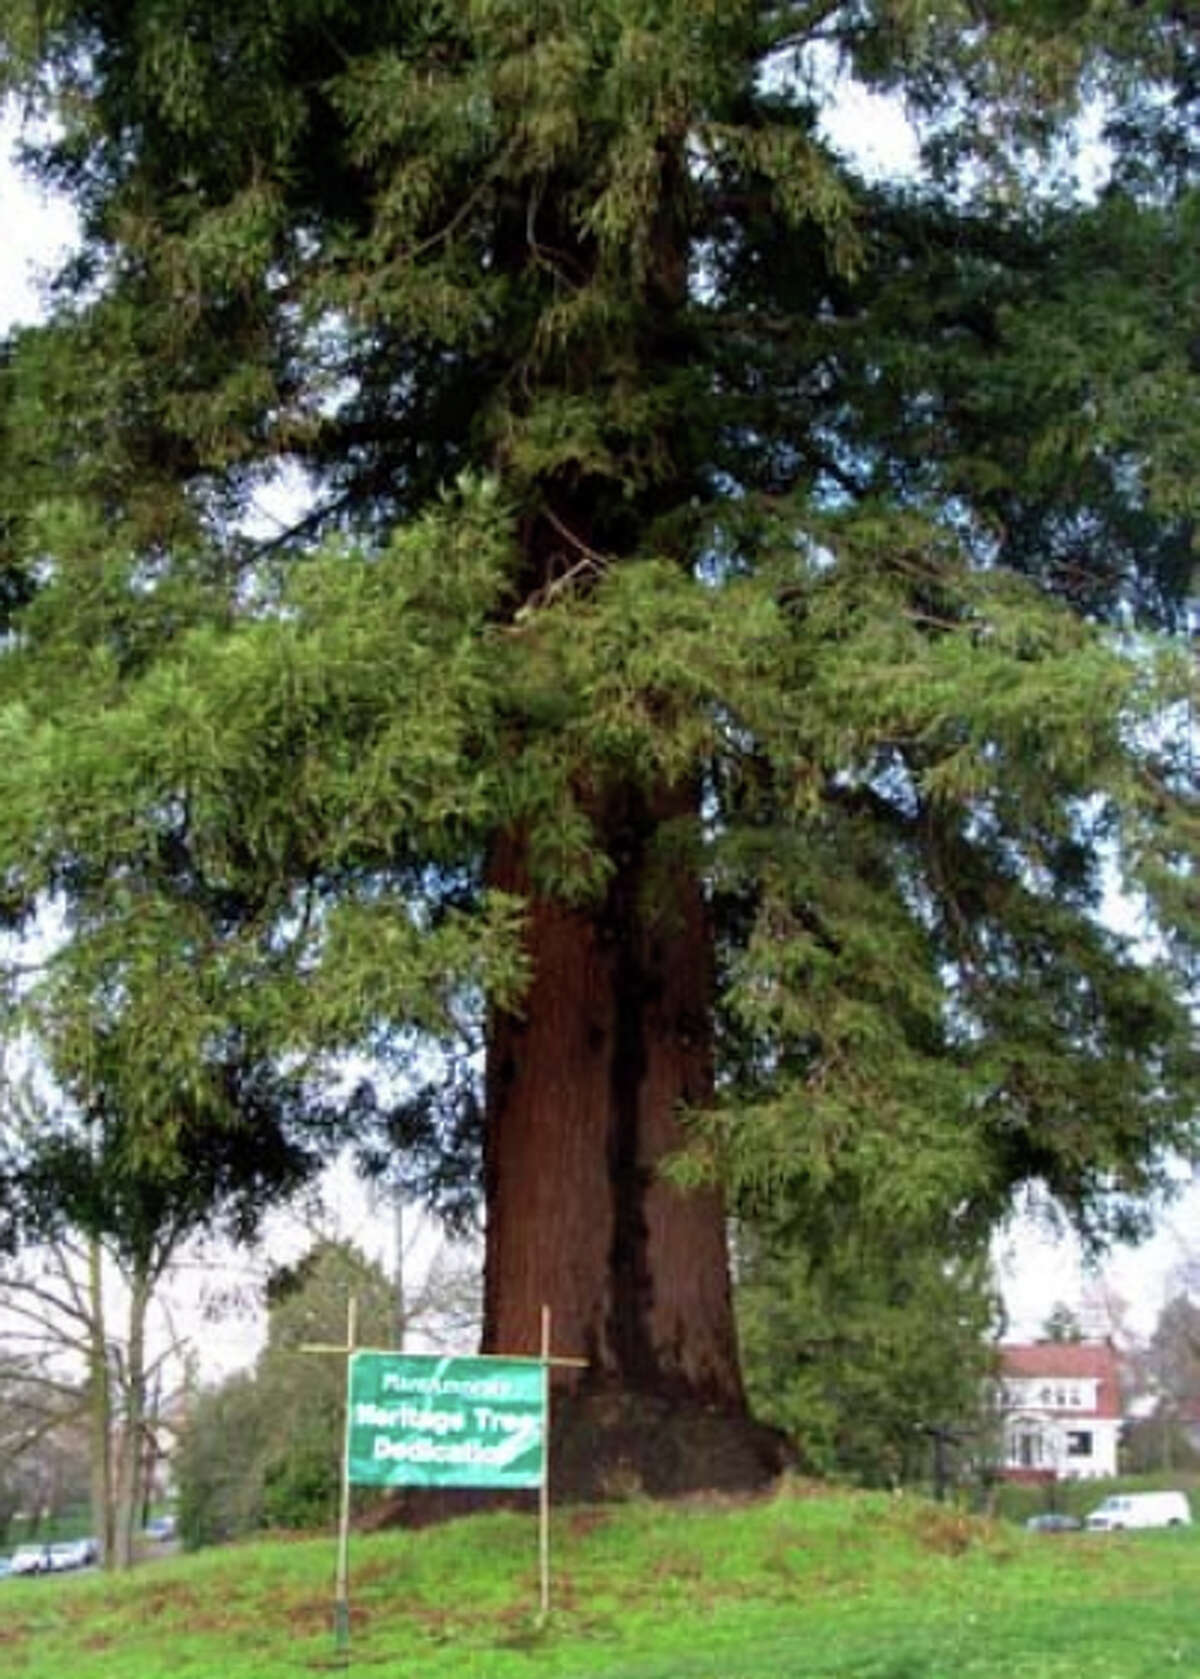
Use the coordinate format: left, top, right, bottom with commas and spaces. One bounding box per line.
1085, 1491, 1192, 1531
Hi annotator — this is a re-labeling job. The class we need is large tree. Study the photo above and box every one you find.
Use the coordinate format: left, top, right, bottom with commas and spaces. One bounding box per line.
0, 1, 1198, 1491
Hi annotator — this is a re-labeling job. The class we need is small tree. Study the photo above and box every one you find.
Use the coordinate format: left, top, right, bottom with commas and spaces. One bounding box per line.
177, 1241, 394, 1546
0, 1062, 323, 1566
1039, 1304, 1085, 1346
0, 1228, 163, 1563
1143, 1294, 1200, 1472
173, 1372, 267, 1550
737, 1210, 999, 1487
0, 1356, 91, 1543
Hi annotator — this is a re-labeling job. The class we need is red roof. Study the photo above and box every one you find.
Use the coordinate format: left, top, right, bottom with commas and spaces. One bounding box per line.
998, 1342, 1122, 1420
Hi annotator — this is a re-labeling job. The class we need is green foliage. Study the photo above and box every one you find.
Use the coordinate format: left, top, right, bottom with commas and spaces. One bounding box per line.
737, 1215, 999, 1485
1039, 1303, 1085, 1344
175, 1373, 268, 1550
176, 1240, 394, 1547
0, 0, 1196, 1270
260, 1426, 341, 1533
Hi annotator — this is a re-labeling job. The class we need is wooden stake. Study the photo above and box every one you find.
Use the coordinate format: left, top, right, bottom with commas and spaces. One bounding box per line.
334, 1296, 357, 1663
539, 1303, 551, 1623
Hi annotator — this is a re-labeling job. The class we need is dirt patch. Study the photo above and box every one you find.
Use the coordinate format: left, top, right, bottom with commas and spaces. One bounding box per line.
774, 1474, 844, 1501
566, 1507, 612, 1538
133, 1580, 206, 1618
281, 1598, 371, 1636
910, 1507, 977, 1556
349, 1557, 402, 1587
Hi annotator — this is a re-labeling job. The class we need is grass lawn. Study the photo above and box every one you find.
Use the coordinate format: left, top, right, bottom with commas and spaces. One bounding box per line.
2, 1483, 1197, 1677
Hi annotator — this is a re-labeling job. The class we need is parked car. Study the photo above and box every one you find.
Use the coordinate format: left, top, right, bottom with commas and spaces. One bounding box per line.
1025, 1511, 1082, 1533
48, 1539, 97, 1570
1085, 1491, 1193, 1532
144, 1515, 176, 1542
10, 1545, 51, 1576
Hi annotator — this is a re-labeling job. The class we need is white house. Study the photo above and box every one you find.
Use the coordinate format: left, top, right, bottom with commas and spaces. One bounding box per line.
996, 1341, 1123, 1481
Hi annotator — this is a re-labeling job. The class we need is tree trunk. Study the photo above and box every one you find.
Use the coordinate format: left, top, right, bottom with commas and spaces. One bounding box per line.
112, 1266, 150, 1569
141, 1367, 162, 1530
474, 147, 787, 1498
87, 1236, 115, 1570
483, 782, 785, 1497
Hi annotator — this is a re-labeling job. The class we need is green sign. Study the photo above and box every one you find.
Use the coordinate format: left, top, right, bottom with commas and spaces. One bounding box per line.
346, 1352, 546, 1489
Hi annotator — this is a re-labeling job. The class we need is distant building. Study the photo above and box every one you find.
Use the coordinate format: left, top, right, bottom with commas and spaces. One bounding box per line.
994, 1341, 1122, 1480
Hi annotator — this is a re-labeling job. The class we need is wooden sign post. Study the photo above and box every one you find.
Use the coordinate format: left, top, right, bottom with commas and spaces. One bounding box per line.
301, 1301, 585, 1660
300, 1296, 358, 1662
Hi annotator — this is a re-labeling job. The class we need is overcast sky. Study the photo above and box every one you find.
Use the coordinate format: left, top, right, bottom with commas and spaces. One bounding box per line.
0, 108, 1195, 1365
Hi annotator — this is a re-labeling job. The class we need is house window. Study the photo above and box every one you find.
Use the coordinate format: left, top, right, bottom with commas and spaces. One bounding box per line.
1066, 1431, 1093, 1458
1040, 1385, 1052, 1405
1069, 1387, 1080, 1407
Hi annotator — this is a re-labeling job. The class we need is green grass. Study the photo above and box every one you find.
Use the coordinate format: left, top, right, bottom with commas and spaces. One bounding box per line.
2, 1482, 1199, 1677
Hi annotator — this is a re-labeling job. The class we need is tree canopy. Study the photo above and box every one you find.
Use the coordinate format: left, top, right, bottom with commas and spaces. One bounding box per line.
0, 1, 1197, 1466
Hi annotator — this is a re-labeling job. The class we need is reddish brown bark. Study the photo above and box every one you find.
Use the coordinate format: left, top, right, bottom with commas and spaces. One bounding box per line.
482, 782, 744, 1411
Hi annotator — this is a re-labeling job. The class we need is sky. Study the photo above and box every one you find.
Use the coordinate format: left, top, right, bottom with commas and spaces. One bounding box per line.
0, 103, 1197, 1376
